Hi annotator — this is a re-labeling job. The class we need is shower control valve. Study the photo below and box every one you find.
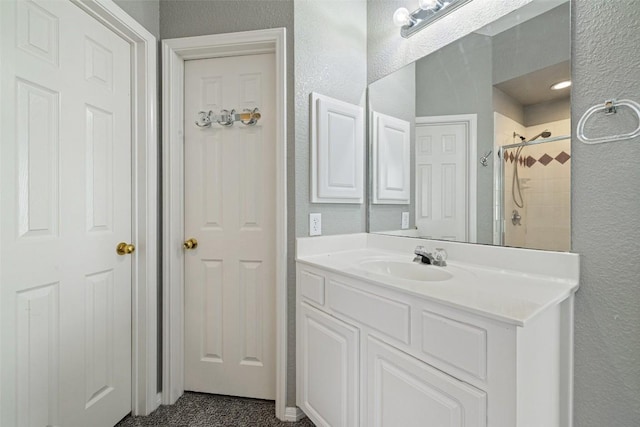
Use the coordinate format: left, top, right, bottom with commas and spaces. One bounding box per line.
511, 209, 522, 226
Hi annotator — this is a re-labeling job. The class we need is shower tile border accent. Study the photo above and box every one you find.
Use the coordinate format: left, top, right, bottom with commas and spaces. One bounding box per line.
503, 149, 571, 168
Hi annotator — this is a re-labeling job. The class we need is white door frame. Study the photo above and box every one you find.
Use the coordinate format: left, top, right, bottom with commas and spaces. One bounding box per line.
0, 0, 159, 418
415, 114, 478, 243
161, 29, 289, 420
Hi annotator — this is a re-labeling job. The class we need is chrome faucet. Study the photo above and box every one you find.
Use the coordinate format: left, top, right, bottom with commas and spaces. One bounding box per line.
413, 246, 447, 267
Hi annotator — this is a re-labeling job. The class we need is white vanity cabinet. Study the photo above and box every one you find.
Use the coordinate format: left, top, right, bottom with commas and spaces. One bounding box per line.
296, 262, 575, 427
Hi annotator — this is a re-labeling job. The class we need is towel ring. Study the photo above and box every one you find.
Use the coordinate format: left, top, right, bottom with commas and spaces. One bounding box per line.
577, 99, 640, 144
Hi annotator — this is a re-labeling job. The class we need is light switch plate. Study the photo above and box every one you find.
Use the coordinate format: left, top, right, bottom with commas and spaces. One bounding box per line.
310, 213, 322, 236
401, 212, 410, 229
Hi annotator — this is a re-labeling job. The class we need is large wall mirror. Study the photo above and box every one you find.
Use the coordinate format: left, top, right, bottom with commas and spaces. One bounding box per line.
368, 0, 571, 251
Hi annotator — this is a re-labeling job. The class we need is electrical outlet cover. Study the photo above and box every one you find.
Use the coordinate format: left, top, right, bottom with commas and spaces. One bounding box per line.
401, 212, 410, 229
309, 213, 322, 236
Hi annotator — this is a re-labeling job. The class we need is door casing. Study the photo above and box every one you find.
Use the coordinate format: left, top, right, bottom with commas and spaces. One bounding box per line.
0, 0, 159, 418
161, 29, 290, 421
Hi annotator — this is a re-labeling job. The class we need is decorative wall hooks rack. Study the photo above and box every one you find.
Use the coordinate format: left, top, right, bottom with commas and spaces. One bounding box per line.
195, 108, 261, 128
577, 99, 640, 144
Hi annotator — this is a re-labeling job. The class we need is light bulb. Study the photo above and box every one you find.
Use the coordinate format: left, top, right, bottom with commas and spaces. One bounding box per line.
393, 7, 412, 27
550, 80, 571, 90
418, 0, 439, 10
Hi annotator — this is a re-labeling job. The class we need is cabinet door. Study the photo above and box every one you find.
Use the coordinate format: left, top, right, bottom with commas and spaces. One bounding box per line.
298, 303, 359, 427
366, 336, 486, 427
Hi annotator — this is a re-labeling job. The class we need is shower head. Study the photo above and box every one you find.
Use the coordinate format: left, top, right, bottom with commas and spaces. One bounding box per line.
528, 130, 552, 141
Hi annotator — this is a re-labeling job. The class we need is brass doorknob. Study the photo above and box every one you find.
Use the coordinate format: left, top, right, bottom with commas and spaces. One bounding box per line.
184, 238, 198, 250
116, 242, 135, 255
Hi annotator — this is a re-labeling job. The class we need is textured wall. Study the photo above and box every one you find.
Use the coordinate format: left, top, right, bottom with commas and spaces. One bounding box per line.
114, 0, 160, 39
571, 1, 640, 425
160, 0, 293, 39
294, 0, 368, 239
368, 63, 416, 232
293, 0, 367, 405
367, 0, 530, 84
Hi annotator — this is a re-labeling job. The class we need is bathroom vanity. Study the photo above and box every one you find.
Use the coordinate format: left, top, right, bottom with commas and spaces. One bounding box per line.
296, 233, 579, 427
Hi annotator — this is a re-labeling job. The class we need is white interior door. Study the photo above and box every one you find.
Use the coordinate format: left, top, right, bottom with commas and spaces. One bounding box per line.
183, 53, 276, 400
0, 1, 133, 426
415, 122, 468, 241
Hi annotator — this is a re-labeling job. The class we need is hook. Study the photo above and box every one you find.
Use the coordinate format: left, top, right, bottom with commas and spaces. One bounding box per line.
195, 110, 213, 128
240, 108, 261, 126
480, 150, 493, 167
217, 109, 235, 127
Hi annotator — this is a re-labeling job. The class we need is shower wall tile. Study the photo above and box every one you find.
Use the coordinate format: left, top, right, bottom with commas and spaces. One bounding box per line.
497, 116, 571, 251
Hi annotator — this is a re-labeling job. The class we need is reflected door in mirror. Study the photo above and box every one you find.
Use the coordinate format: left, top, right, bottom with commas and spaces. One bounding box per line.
416, 121, 469, 241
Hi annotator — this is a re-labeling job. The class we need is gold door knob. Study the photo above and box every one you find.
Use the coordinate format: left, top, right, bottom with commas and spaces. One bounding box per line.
116, 242, 136, 255
184, 238, 198, 250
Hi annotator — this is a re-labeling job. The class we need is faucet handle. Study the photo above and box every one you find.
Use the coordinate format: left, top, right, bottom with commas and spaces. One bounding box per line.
414, 245, 426, 255
433, 248, 447, 266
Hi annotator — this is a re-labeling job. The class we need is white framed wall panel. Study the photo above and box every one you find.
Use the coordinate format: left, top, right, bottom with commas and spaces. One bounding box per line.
310, 92, 364, 204
372, 111, 411, 204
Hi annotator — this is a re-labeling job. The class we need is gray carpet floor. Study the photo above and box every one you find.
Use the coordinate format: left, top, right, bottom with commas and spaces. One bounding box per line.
116, 392, 315, 427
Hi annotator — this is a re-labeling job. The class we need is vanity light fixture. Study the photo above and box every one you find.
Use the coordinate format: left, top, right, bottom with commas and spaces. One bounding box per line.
550, 80, 572, 90
393, 0, 474, 38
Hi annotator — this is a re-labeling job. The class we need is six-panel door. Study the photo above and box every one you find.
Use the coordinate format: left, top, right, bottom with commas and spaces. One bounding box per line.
183, 53, 277, 399
0, 1, 133, 426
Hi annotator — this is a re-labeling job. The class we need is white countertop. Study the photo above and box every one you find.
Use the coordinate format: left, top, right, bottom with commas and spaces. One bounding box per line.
297, 234, 580, 326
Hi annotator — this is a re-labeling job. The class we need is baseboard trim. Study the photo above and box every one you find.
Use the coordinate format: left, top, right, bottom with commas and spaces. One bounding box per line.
284, 406, 305, 422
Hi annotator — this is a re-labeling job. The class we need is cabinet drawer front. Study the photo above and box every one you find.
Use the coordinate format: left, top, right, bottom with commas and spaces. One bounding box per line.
367, 336, 487, 427
328, 279, 410, 344
421, 311, 488, 381
299, 269, 326, 306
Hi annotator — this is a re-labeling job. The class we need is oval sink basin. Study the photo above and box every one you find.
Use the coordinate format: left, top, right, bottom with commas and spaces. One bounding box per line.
358, 260, 453, 282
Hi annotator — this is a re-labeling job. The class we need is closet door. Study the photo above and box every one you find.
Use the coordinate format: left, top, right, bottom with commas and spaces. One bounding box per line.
183, 53, 277, 399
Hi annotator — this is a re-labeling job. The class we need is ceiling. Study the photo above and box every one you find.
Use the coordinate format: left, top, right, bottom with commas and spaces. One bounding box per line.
493, 60, 571, 106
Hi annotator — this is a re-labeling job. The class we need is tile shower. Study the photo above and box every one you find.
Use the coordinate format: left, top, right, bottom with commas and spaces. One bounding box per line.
495, 114, 571, 251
